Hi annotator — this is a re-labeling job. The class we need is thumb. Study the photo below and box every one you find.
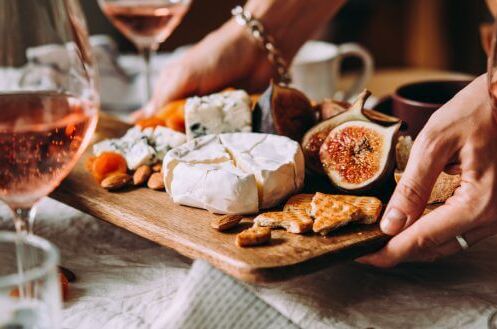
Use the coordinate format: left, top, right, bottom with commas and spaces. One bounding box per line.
381, 135, 451, 235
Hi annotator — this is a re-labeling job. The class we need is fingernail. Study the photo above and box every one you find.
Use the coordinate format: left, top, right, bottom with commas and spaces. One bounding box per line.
380, 208, 407, 235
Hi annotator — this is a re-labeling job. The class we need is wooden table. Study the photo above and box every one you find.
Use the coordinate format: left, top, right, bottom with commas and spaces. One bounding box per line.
342, 68, 473, 97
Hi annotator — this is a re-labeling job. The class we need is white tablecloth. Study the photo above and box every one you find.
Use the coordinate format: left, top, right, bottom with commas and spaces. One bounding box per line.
1, 199, 497, 329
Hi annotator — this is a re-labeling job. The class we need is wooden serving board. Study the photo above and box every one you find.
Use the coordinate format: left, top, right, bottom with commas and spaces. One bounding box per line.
51, 113, 390, 283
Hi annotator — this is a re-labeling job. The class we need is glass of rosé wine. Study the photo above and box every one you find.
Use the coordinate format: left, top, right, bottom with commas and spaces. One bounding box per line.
0, 0, 99, 234
98, 0, 192, 105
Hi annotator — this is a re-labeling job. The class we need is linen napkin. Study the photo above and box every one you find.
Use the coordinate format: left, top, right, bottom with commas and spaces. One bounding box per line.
154, 260, 299, 329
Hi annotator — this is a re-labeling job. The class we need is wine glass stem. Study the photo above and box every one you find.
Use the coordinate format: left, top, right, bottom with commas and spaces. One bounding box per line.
13, 206, 36, 235
140, 46, 156, 103
11, 206, 37, 298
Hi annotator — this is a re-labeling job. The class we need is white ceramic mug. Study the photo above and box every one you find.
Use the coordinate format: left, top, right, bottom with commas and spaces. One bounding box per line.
290, 40, 374, 101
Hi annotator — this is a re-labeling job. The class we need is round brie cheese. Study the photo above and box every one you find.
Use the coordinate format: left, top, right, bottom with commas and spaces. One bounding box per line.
163, 133, 305, 214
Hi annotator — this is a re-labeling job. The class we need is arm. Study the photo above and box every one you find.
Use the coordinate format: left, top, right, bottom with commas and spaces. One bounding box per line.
136, 0, 346, 118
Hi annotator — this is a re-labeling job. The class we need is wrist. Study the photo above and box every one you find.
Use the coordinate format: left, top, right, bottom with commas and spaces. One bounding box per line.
244, 0, 346, 61
219, 18, 271, 68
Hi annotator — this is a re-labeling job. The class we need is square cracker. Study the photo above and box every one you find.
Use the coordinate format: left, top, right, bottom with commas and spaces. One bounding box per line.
253, 194, 314, 234
330, 195, 382, 224
254, 209, 313, 234
311, 193, 362, 235
283, 194, 313, 213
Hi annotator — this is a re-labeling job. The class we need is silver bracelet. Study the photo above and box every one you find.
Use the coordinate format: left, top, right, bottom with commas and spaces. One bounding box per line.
231, 5, 292, 85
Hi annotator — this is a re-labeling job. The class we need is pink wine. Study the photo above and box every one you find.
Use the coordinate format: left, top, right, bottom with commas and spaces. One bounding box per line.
0, 92, 97, 208
101, 1, 189, 49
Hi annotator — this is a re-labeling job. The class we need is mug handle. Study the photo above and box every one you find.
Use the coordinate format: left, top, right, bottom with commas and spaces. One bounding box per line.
334, 43, 374, 101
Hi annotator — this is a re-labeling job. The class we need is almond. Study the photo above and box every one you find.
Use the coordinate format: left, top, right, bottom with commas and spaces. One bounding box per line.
101, 173, 131, 190
152, 163, 162, 172
133, 165, 152, 186
211, 215, 243, 231
147, 172, 165, 190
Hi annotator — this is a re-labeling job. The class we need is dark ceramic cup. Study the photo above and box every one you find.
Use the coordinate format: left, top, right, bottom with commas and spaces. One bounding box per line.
390, 80, 472, 137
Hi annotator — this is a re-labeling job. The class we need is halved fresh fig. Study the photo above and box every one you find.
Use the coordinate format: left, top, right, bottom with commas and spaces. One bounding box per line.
320, 120, 401, 192
302, 90, 372, 174
253, 81, 317, 141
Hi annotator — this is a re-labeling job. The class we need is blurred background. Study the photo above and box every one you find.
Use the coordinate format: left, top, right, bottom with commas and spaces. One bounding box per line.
82, 0, 493, 75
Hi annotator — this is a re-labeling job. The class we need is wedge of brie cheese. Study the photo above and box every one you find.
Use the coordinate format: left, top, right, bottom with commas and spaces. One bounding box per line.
219, 133, 305, 209
163, 133, 305, 214
184, 90, 252, 140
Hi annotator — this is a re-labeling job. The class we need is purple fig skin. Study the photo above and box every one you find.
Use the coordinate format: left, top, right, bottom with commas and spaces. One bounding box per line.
254, 81, 317, 142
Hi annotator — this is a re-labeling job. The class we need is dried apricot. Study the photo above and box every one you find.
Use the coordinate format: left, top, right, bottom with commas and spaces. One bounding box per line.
250, 94, 261, 107
136, 116, 166, 129
91, 152, 127, 182
85, 156, 96, 172
158, 99, 186, 120
165, 111, 185, 133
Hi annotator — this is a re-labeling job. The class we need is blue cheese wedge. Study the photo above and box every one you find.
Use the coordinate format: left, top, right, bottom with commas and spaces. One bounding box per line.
152, 126, 187, 160
124, 139, 156, 170
185, 90, 252, 140
93, 126, 187, 170
92, 139, 125, 156
163, 133, 305, 214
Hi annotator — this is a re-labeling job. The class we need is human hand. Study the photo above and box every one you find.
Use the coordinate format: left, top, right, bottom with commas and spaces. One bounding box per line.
133, 0, 347, 120
358, 74, 497, 267
133, 20, 272, 120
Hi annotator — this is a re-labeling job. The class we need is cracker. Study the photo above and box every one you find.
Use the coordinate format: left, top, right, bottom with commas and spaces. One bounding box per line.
236, 227, 271, 247
283, 194, 313, 213
330, 195, 382, 224
254, 209, 313, 234
311, 193, 361, 235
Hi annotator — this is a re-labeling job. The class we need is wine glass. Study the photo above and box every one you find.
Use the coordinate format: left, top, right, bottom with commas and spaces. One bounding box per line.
488, 18, 497, 106
0, 232, 61, 329
0, 0, 99, 234
98, 0, 192, 104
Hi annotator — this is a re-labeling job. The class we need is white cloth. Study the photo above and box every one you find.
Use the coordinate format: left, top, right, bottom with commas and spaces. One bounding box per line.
1, 199, 497, 329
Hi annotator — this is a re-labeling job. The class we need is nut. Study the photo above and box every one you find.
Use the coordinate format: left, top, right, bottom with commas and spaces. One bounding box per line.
236, 226, 271, 247
152, 163, 162, 172
133, 165, 152, 186
147, 172, 165, 190
211, 215, 243, 231
101, 173, 131, 190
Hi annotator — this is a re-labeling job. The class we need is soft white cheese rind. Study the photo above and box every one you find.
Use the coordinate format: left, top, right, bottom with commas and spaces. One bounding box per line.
162, 135, 232, 194
169, 162, 259, 214
184, 90, 252, 140
220, 133, 305, 209
163, 132, 306, 214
